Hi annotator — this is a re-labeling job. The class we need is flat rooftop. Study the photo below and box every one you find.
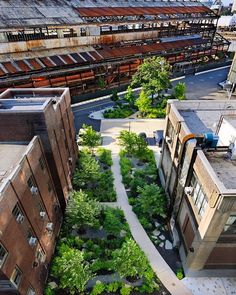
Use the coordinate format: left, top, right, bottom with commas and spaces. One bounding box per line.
0, 88, 67, 112
0, 142, 28, 192
171, 100, 236, 191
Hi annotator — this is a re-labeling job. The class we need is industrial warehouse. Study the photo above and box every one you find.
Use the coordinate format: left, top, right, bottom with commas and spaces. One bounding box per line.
0, 0, 229, 94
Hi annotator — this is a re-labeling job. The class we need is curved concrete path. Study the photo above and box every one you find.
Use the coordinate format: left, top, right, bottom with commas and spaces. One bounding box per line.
110, 148, 192, 295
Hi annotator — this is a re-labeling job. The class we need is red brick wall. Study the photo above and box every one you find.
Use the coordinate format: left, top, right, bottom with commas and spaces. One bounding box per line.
0, 137, 62, 295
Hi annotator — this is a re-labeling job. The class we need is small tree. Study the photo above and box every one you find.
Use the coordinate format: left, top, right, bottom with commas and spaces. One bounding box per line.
131, 56, 171, 100
118, 130, 138, 155
112, 239, 149, 279
137, 184, 167, 218
135, 90, 152, 117
111, 90, 119, 105
52, 245, 93, 294
173, 82, 186, 100
66, 190, 100, 229
73, 151, 100, 189
124, 86, 136, 108
80, 124, 101, 152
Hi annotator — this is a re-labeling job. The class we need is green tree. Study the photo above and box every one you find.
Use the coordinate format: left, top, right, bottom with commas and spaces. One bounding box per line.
118, 130, 148, 158
112, 239, 149, 279
51, 245, 93, 294
66, 190, 100, 229
124, 86, 136, 108
135, 90, 152, 116
111, 90, 119, 105
73, 151, 100, 189
173, 82, 186, 100
131, 56, 171, 100
118, 130, 138, 155
79, 124, 101, 152
137, 184, 167, 218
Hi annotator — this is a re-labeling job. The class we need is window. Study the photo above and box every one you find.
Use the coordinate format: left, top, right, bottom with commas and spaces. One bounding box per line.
12, 203, 24, 223
222, 214, 236, 235
27, 176, 35, 189
39, 156, 46, 171
189, 173, 208, 218
0, 243, 8, 267
166, 119, 175, 146
27, 287, 36, 295
36, 248, 45, 263
11, 267, 22, 288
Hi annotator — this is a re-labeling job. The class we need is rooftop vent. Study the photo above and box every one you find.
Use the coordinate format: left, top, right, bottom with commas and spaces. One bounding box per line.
203, 133, 219, 149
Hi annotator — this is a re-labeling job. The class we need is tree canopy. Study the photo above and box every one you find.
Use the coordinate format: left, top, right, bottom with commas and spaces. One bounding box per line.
135, 90, 152, 116
66, 190, 100, 229
79, 124, 101, 151
52, 244, 93, 294
173, 82, 186, 100
131, 56, 171, 99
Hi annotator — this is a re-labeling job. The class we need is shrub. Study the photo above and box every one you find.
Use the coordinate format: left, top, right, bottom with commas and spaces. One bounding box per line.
106, 282, 122, 293
79, 124, 101, 151
120, 284, 132, 295
137, 184, 167, 218
103, 207, 124, 236
112, 239, 149, 279
176, 268, 184, 280
103, 106, 134, 119
91, 259, 113, 273
119, 153, 132, 177
97, 147, 113, 166
96, 170, 116, 202
51, 245, 93, 294
44, 285, 55, 295
91, 281, 106, 295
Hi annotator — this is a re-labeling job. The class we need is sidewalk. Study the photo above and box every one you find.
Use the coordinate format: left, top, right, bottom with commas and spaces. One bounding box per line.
110, 146, 192, 295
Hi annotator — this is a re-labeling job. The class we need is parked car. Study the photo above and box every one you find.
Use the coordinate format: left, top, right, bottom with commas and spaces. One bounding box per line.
153, 130, 163, 147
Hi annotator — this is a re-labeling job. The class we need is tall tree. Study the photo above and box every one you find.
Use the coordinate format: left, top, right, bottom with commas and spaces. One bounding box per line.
131, 56, 171, 100
79, 124, 101, 152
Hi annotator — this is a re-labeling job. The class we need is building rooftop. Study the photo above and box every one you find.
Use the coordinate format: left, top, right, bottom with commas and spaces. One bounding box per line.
171, 100, 236, 191
0, 88, 68, 112
0, 0, 210, 28
0, 142, 28, 193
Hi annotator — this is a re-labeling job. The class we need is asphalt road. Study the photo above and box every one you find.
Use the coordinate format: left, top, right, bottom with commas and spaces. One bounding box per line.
72, 67, 229, 132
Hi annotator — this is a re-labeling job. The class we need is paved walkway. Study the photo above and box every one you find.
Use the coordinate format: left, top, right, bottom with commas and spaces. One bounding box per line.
110, 146, 192, 295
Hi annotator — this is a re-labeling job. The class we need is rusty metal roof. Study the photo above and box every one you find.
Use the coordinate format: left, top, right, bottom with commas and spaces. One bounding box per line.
0, 38, 212, 77
76, 6, 212, 17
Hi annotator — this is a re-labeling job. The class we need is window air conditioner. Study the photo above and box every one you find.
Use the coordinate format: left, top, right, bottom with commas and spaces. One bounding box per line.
40, 211, 46, 219
46, 222, 53, 232
16, 213, 24, 223
29, 237, 37, 246
184, 186, 194, 196
30, 186, 38, 195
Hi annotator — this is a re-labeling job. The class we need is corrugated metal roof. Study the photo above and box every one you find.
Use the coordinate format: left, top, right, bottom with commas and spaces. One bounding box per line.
76, 6, 211, 17
0, 38, 212, 76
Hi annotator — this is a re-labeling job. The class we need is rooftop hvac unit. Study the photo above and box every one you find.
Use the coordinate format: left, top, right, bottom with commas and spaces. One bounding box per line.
46, 222, 53, 232
29, 237, 37, 246
16, 213, 24, 224
30, 186, 38, 196
203, 133, 219, 148
40, 211, 46, 219
184, 186, 194, 196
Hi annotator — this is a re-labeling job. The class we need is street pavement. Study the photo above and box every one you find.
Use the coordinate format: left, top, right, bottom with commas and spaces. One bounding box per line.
72, 67, 229, 133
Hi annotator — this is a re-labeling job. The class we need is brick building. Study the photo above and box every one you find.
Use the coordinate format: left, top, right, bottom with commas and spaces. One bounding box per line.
0, 88, 77, 294
160, 100, 236, 272
0, 138, 62, 294
0, 88, 78, 211
0, 0, 229, 94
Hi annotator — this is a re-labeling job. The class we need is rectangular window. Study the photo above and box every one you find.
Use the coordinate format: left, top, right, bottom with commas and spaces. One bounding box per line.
222, 214, 236, 235
27, 176, 35, 189
12, 203, 24, 224
0, 243, 8, 268
11, 266, 22, 288
189, 173, 208, 218
39, 156, 46, 171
